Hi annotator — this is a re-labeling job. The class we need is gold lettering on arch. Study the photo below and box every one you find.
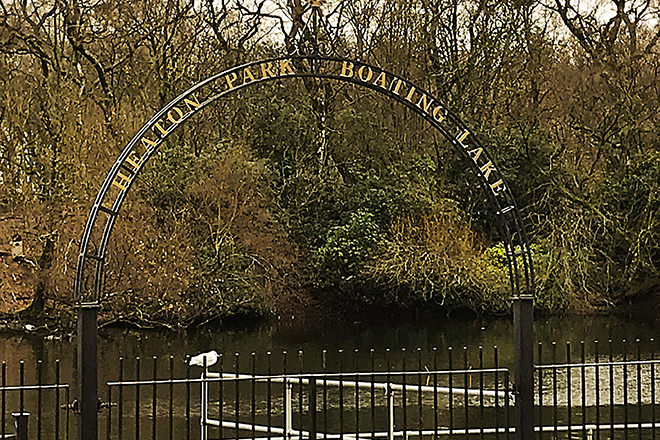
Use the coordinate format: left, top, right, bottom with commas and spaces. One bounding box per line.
490, 179, 505, 193
225, 72, 238, 89
340, 61, 354, 78
153, 121, 168, 137
124, 152, 143, 170
373, 71, 387, 88
167, 107, 184, 124
358, 65, 373, 82
279, 59, 295, 75
432, 105, 446, 122
183, 95, 201, 112
391, 79, 404, 95
479, 161, 495, 180
111, 171, 131, 192
417, 93, 432, 112
261, 62, 276, 78
405, 85, 416, 101
101, 58, 510, 215
141, 136, 157, 152
243, 67, 257, 84
469, 147, 484, 162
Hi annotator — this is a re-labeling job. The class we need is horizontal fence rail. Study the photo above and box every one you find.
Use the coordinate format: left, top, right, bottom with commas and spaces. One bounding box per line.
536, 339, 658, 439
197, 369, 514, 440
0, 339, 657, 439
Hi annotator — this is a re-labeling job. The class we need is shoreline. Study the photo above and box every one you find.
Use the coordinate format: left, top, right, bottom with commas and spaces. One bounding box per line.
1, 290, 656, 337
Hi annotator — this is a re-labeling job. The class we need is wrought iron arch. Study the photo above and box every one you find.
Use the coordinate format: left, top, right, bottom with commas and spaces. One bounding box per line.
74, 56, 536, 440
75, 55, 534, 304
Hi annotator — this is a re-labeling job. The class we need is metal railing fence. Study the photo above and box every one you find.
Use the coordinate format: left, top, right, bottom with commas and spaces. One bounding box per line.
536, 339, 658, 439
0, 360, 71, 440
193, 369, 515, 440
0, 339, 658, 439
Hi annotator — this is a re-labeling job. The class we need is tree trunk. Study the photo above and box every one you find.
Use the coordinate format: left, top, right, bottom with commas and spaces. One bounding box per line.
20, 236, 55, 319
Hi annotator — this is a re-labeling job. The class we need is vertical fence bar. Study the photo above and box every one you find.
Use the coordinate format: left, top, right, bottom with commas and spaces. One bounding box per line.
267, 352, 272, 440
235, 353, 240, 439
566, 342, 571, 438
479, 346, 484, 440
433, 347, 439, 440
56, 359, 61, 440
371, 349, 375, 440
298, 351, 304, 437
16, 360, 27, 440
581, 341, 586, 440
636, 339, 642, 440
186, 356, 191, 440
283, 351, 289, 440
417, 348, 423, 438
494, 346, 500, 440
387, 384, 394, 440
624, 339, 629, 439
537, 343, 543, 440
551, 343, 557, 440
339, 349, 344, 440
285, 379, 292, 440
609, 339, 614, 440
135, 357, 141, 440
322, 350, 327, 440
37, 359, 42, 440
2, 361, 6, 440
651, 339, 656, 440
118, 357, 123, 440
448, 347, 453, 437
106, 382, 112, 440
463, 347, 469, 440
309, 374, 317, 440
201, 356, 208, 440
594, 341, 600, 440
504, 368, 510, 440
19, 360, 24, 414
251, 353, 256, 440
386, 349, 392, 440
218, 353, 223, 440
355, 349, 360, 439
152, 356, 157, 440
168, 356, 173, 440
402, 348, 407, 440
65, 384, 71, 440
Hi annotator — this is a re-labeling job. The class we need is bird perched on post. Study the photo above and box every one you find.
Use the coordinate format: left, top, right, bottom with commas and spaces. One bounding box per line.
188, 350, 219, 368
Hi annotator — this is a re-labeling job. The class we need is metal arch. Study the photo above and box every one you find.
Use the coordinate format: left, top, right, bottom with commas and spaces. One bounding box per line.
74, 55, 534, 305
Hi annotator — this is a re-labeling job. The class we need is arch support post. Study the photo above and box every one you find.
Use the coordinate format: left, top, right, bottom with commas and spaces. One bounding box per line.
513, 295, 534, 439
77, 303, 99, 440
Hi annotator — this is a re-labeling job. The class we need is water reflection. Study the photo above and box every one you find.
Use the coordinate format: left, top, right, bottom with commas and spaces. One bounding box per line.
0, 313, 657, 382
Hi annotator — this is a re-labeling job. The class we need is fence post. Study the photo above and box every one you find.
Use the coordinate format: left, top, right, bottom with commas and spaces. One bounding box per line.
200, 370, 208, 440
78, 303, 99, 440
513, 295, 534, 440
309, 377, 317, 440
387, 386, 394, 440
284, 379, 292, 439
11, 412, 29, 440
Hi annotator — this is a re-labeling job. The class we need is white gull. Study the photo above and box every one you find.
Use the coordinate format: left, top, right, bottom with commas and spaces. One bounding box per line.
188, 350, 219, 367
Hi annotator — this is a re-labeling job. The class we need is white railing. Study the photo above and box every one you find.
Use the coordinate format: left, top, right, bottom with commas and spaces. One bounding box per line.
198, 369, 514, 440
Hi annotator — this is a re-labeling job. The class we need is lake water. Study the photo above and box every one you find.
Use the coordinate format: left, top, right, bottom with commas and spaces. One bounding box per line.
1, 311, 657, 386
